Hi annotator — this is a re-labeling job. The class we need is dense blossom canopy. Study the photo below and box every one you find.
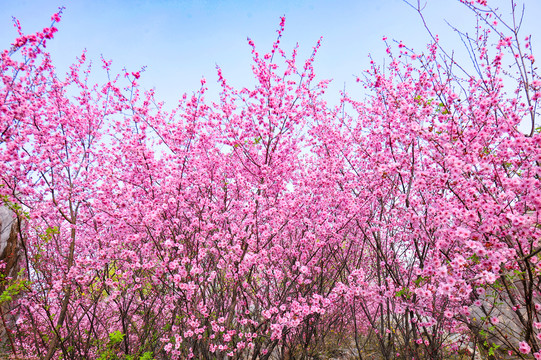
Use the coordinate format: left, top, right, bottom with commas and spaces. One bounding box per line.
0, 1, 540, 359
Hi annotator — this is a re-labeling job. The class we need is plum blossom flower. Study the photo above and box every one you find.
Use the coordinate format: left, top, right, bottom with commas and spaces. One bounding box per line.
456, 227, 470, 238
476, 287, 485, 296
519, 341, 531, 354
439, 283, 452, 295
436, 265, 448, 277
484, 271, 497, 284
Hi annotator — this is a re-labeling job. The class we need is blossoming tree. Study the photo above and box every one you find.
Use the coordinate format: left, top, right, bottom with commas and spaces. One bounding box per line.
0, 0, 539, 359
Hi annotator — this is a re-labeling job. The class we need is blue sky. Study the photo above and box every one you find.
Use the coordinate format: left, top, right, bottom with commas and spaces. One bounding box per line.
1, 0, 540, 108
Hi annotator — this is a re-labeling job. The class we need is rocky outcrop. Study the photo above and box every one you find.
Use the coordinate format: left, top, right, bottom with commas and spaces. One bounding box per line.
0, 206, 20, 281
0, 205, 21, 354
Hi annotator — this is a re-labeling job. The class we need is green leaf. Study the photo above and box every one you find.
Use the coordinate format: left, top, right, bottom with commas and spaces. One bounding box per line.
108, 330, 125, 344
139, 352, 154, 360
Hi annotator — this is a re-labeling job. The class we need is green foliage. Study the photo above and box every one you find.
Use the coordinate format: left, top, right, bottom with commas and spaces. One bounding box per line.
414, 95, 450, 114
0, 268, 29, 304
233, 136, 262, 148
138, 352, 154, 360
32, 226, 59, 262
96, 331, 155, 360
109, 331, 125, 344
467, 254, 480, 264
414, 275, 428, 286
488, 343, 501, 356
1, 192, 30, 219
395, 287, 412, 299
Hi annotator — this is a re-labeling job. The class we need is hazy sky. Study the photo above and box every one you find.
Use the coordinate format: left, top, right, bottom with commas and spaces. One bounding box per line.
1, 0, 539, 108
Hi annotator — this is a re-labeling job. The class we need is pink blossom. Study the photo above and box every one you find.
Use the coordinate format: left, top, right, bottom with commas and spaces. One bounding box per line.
2, 4, 540, 359
476, 287, 486, 296
519, 341, 531, 354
